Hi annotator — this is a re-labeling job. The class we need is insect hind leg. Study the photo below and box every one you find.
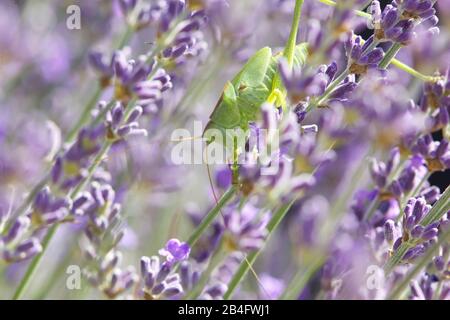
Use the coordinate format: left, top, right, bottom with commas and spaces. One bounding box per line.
231, 136, 240, 186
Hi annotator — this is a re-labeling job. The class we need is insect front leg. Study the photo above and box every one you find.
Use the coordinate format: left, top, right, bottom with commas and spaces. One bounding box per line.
266, 88, 286, 110
231, 135, 240, 186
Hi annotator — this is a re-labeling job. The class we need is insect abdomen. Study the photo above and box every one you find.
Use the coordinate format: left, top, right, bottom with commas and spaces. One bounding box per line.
235, 56, 279, 122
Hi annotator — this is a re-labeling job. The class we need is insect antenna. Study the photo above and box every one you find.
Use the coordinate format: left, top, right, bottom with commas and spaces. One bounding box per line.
171, 136, 203, 142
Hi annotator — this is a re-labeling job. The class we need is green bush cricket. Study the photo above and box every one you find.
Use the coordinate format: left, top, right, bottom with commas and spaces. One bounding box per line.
170, 0, 307, 298
203, 44, 308, 185
171, 0, 307, 188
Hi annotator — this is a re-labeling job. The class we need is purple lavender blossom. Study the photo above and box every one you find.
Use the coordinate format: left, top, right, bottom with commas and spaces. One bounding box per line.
222, 203, 269, 252
345, 34, 384, 75
140, 255, 183, 299
413, 135, 450, 172
78, 182, 138, 298
410, 274, 450, 300
158, 238, 191, 264
370, 0, 439, 45
279, 58, 332, 103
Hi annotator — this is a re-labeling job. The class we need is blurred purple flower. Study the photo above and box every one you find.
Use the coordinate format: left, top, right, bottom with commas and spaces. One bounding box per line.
159, 238, 191, 264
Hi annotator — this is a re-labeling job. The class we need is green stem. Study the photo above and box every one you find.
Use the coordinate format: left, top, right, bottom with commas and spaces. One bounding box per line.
184, 240, 227, 300
391, 59, 438, 82
33, 233, 79, 299
306, 69, 349, 112
388, 226, 450, 300
71, 143, 113, 198
419, 186, 450, 227
65, 86, 102, 142
9, 177, 48, 221
224, 251, 258, 299
12, 224, 58, 300
223, 199, 296, 300
271, 0, 304, 99
116, 24, 134, 49
379, 43, 402, 69
284, 0, 304, 66
187, 186, 237, 247
315, 0, 371, 18
279, 255, 326, 300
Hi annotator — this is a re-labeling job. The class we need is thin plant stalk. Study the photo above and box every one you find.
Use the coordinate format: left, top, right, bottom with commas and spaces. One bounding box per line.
223, 199, 297, 299
187, 186, 237, 247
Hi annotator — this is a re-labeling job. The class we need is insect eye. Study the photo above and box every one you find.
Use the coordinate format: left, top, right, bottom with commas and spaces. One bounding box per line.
238, 84, 247, 91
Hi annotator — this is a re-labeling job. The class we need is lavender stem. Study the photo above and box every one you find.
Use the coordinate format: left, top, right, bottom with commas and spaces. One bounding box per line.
223, 198, 296, 299
187, 186, 237, 247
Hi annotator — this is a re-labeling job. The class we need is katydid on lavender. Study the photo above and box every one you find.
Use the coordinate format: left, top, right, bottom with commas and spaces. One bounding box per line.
203, 44, 308, 185
185, 44, 308, 299
172, 0, 306, 299
198, 1, 307, 187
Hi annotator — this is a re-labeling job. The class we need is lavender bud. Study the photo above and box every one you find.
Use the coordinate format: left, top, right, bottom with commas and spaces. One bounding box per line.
205, 283, 227, 297
101, 250, 122, 273
40, 208, 68, 225
393, 237, 403, 251
419, 186, 440, 203
51, 157, 63, 184
156, 262, 171, 283
14, 238, 43, 261
403, 245, 424, 261
72, 192, 92, 212
127, 106, 143, 123
325, 61, 338, 82
140, 256, 151, 279
384, 220, 396, 244
151, 282, 165, 295
410, 225, 424, 238
434, 256, 445, 271
405, 215, 416, 231
34, 187, 51, 213
421, 228, 438, 241
111, 104, 124, 128
145, 272, 156, 290
171, 43, 188, 59
162, 283, 183, 297
412, 197, 427, 223
381, 6, 398, 31
3, 216, 30, 244
389, 180, 403, 197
